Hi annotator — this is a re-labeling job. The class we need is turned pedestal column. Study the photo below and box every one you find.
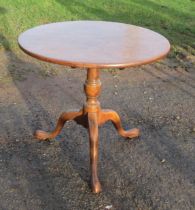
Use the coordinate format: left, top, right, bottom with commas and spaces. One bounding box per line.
35, 68, 139, 193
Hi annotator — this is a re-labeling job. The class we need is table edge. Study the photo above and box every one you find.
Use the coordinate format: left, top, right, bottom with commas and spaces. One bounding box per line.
18, 41, 171, 69
18, 21, 171, 69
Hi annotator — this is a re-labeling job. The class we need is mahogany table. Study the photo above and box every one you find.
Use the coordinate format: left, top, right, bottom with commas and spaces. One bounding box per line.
18, 21, 170, 193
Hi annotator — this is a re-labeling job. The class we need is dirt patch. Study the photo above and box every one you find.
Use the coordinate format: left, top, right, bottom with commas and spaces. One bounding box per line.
0, 49, 195, 210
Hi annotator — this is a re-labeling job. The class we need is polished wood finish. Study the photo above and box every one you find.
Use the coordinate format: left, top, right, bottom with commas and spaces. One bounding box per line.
18, 21, 170, 69
35, 110, 83, 139
18, 21, 170, 193
34, 68, 139, 193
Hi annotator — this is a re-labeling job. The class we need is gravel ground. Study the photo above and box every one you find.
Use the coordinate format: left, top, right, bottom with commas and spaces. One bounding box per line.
0, 48, 195, 210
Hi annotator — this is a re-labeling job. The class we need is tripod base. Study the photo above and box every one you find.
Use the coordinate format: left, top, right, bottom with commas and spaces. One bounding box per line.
35, 108, 139, 193
35, 68, 140, 193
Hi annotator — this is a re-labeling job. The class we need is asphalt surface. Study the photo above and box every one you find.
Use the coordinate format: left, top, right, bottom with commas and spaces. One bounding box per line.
0, 49, 195, 210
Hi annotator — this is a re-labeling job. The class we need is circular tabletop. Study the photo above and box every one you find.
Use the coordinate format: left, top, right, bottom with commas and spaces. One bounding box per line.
18, 21, 170, 69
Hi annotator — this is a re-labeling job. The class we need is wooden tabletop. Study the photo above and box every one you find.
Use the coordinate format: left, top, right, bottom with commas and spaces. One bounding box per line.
18, 21, 170, 69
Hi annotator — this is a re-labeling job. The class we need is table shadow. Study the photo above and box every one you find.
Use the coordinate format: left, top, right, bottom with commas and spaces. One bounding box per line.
0, 34, 90, 209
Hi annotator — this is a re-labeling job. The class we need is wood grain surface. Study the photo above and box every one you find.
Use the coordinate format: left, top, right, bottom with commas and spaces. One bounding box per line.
18, 21, 170, 68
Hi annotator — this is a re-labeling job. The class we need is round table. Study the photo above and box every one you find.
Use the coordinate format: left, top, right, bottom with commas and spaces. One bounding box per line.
18, 21, 170, 193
